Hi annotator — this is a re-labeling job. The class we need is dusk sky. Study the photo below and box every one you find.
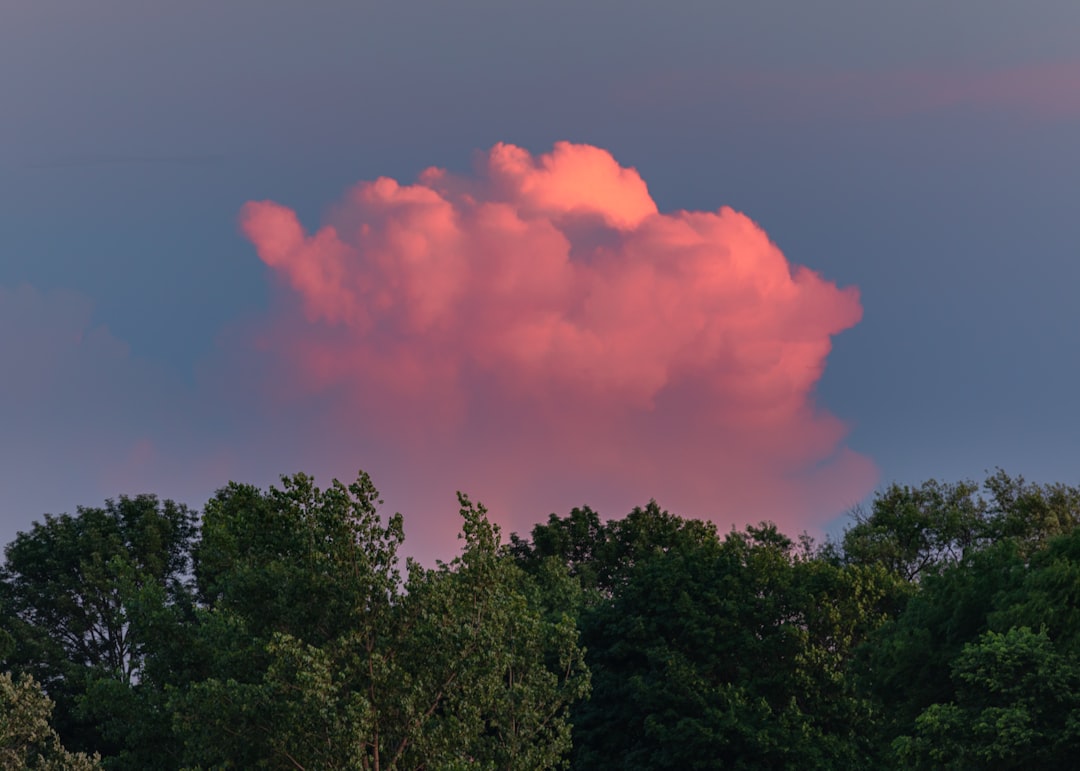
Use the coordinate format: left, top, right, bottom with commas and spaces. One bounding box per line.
3, 2, 1079, 560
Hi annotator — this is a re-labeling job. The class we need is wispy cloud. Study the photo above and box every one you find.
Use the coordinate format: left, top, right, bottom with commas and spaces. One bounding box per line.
618, 59, 1080, 122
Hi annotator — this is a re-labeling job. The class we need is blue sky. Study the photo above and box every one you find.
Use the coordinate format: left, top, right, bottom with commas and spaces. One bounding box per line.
2, 1, 1078, 557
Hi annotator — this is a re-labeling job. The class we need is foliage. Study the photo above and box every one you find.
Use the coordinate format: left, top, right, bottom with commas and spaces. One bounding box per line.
865, 525, 1080, 765
0, 671, 101, 770
894, 627, 1080, 769
567, 519, 901, 769
842, 479, 983, 581
981, 470, 1080, 551
3, 468, 1079, 768
510, 500, 720, 596
174, 472, 587, 770
841, 472, 1080, 582
0, 495, 197, 759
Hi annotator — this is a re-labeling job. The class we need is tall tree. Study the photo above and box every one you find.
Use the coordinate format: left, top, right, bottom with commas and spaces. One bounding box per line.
174, 471, 407, 769
840, 472, 1080, 582
841, 479, 984, 581
893, 626, 1080, 769
862, 525, 1080, 764
175, 472, 588, 770
980, 470, 1080, 552
0, 495, 197, 759
0, 671, 101, 770
510, 500, 720, 596
571, 518, 898, 769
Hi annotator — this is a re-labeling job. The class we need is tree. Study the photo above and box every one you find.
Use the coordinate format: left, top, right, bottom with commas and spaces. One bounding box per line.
981, 470, 1080, 553
860, 522, 1080, 763
0, 671, 100, 770
374, 494, 589, 769
0, 495, 197, 758
839, 473, 1080, 583
509, 506, 606, 593
571, 519, 897, 769
175, 471, 588, 770
991, 525, 1080, 653
510, 500, 720, 596
174, 471, 407, 769
894, 627, 1080, 769
857, 539, 1026, 749
841, 479, 984, 582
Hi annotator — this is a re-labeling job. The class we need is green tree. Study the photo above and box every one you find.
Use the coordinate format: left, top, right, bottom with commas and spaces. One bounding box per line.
981, 470, 1080, 554
991, 526, 1080, 652
0, 495, 197, 760
174, 471, 407, 769
376, 494, 589, 769
860, 523, 1080, 762
0, 671, 100, 770
510, 501, 720, 597
509, 506, 606, 593
858, 540, 1025, 748
175, 472, 588, 770
894, 626, 1080, 769
571, 519, 896, 769
840, 473, 1080, 583
841, 479, 984, 581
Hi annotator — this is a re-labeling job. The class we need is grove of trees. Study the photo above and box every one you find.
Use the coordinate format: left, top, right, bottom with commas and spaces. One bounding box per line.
3, 469, 1080, 769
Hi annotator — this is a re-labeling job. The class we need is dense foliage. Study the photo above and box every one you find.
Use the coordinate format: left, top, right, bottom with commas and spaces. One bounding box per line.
3, 470, 1080, 768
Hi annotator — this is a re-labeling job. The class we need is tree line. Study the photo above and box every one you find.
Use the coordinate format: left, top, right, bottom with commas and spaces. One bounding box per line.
2, 469, 1080, 769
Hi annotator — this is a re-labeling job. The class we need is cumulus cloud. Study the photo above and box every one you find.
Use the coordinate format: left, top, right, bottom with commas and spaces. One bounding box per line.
238, 141, 877, 538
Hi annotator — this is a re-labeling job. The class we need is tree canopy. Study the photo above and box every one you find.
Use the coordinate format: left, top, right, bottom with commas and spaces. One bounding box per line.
3, 469, 1080, 768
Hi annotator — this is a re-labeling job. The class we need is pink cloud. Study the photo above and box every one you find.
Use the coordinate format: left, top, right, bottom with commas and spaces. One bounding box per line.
238, 142, 877, 540
923, 60, 1080, 118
